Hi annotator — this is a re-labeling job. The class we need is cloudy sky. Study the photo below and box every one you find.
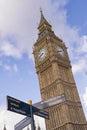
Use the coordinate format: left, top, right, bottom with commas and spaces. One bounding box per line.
0, 0, 87, 129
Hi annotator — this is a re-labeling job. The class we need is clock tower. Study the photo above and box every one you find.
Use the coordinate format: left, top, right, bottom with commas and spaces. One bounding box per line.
33, 10, 87, 130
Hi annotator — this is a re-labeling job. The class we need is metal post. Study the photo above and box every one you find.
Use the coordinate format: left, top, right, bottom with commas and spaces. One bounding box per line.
30, 105, 36, 130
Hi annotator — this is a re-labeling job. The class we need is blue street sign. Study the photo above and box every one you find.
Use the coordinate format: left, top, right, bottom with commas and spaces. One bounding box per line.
32, 106, 49, 119
7, 96, 31, 117
7, 96, 49, 119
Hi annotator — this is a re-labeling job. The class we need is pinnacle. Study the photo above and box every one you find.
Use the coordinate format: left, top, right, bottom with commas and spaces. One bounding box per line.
38, 9, 51, 28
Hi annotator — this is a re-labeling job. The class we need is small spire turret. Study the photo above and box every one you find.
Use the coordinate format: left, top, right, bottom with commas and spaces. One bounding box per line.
27, 126, 30, 130
3, 124, 7, 130
37, 124, 41, 130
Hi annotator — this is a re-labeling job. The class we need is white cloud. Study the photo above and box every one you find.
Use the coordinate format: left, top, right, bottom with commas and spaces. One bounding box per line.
83, 87, 87, 108
0, 0, 83, 61
72, 59, 87, 74
0, 41, 22, 58
0, 62, 11, 72
13, 64, 18, 73
0, 0, 39, 59
81, 35, 87, 52
3, 64, 11, 71
0, 62, 19, 72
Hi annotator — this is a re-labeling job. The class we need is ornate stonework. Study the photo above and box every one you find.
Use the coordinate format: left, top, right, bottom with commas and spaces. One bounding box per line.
33, 11, 87, 130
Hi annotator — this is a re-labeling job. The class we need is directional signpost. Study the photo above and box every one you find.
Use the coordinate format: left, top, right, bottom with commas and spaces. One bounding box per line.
7, 96, 49, 130
7, 94, 65, 130
14, 94, 66, 130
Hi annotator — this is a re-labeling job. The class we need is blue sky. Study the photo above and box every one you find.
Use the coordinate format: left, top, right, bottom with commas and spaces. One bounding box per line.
0, 0, 87, 129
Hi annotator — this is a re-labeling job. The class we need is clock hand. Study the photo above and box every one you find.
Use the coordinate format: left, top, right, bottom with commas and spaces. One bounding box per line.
38, 52, 44, 59
40, 52, 44, 57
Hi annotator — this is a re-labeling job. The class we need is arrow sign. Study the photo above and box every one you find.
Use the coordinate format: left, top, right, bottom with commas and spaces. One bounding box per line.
7, 96, 31, 117
15, 117, 32, 130
34, 94, 66, 109
15, 110, 48, 130
31, 106, 49, 119
7, 96, 49, 119
34, 109, 49, 119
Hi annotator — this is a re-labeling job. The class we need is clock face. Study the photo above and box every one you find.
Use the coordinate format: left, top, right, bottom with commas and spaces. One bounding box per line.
38, 48, 47, 61
56, 45, 64, 56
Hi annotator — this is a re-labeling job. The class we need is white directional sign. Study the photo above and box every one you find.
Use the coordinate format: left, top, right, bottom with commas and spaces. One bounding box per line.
15, 117, 32, 130
34, 94, 66, 109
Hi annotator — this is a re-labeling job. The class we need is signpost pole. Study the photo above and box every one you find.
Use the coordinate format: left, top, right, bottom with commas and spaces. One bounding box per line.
28, 100, 35, 130
30, 105, 36, 130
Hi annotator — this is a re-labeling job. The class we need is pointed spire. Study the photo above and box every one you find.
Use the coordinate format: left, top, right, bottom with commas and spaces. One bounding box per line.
37, 9, 54, 41
3, 124, 7, 130
37, 124, 41, 130
38, 9, 51, 29
27, 126, 30, 130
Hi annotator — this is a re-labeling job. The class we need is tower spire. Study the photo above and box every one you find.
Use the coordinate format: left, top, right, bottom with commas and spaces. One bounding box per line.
37, 124, 41, 130
37, 9, 53, 41
27, 126, 30, 130
38, 9, 51, 30
3, 124, 7, 130
40, 7, 42, 15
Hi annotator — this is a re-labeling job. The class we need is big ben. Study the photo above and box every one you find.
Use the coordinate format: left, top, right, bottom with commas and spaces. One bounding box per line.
33, 10, 87, 130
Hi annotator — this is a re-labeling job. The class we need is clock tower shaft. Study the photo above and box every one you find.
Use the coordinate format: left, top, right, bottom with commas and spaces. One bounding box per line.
33, 11, 87, 130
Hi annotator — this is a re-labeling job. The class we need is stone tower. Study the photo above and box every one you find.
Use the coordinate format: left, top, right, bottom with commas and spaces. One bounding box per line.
33, 10, 87, 130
